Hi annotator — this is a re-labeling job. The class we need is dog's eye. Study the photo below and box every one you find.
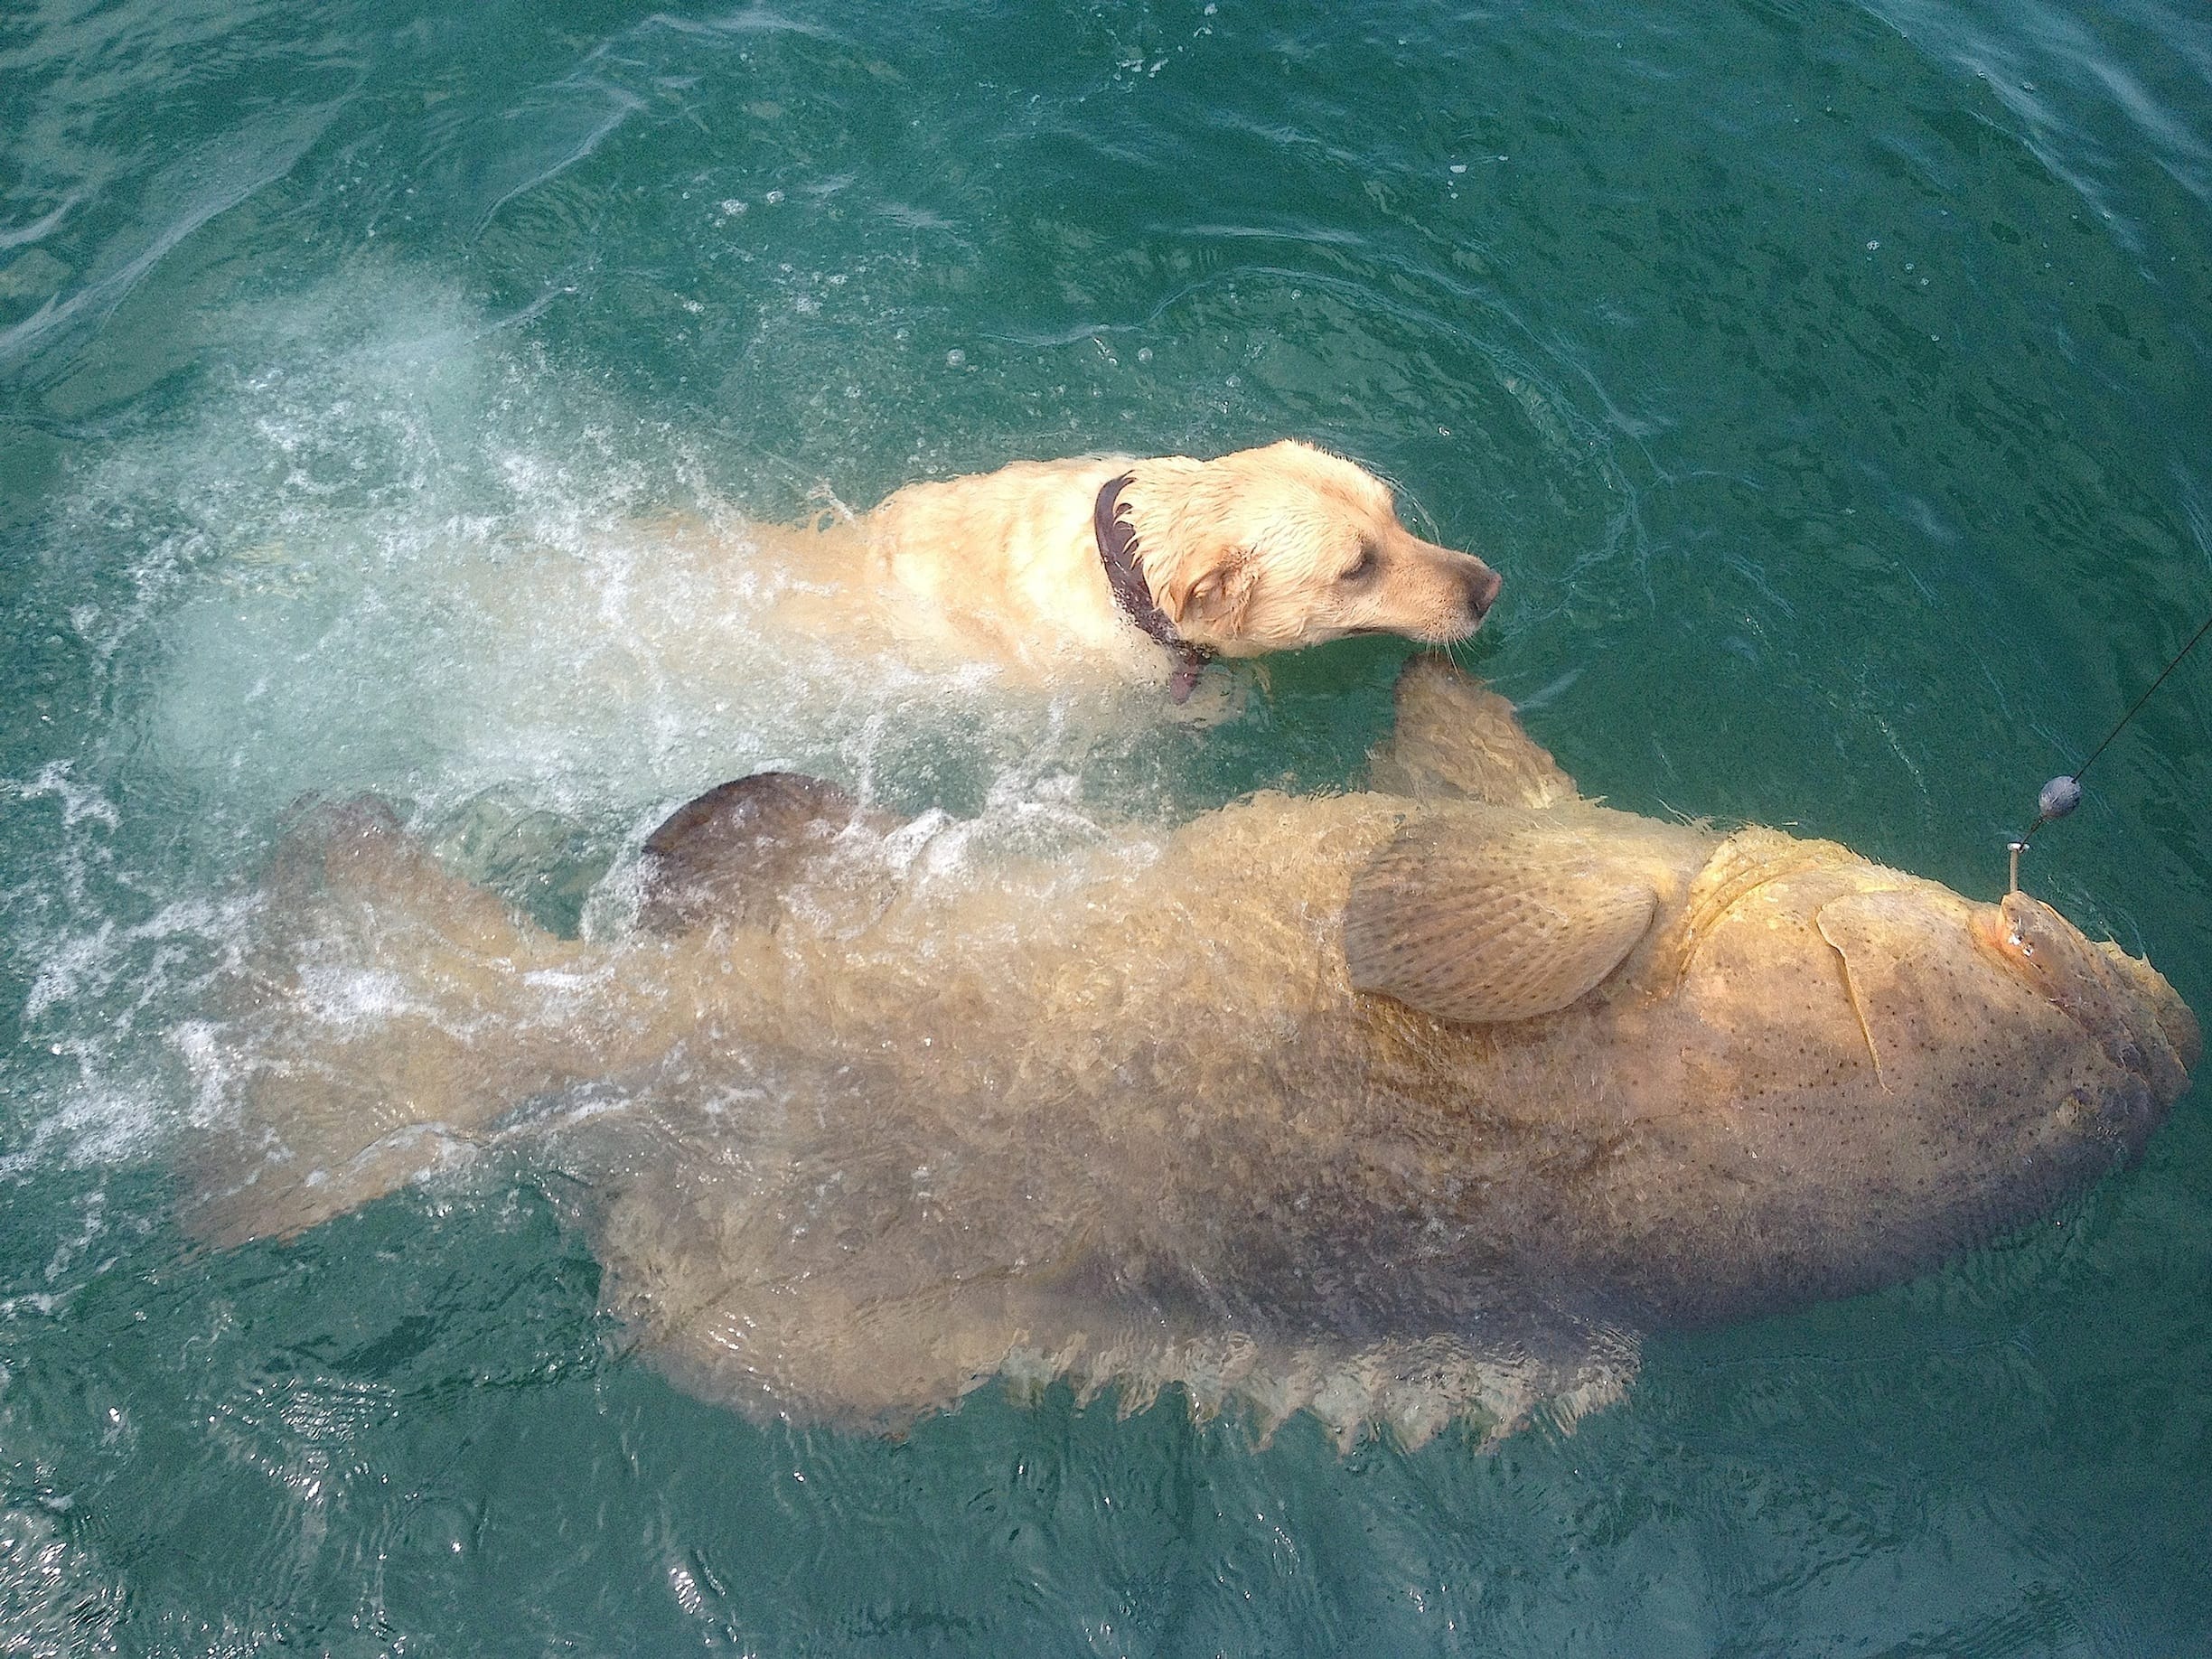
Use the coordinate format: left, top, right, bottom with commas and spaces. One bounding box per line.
1342, 546, 1378, 583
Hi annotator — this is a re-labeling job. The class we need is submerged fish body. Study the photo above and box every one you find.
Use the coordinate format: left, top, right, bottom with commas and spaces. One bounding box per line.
183, 662, 2197, 1447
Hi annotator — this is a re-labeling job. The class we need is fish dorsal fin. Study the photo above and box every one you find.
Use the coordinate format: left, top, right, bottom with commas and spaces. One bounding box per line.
1345, 811, 1658, 1022
637, 772, 895, 935
1370, 657, 1577, 808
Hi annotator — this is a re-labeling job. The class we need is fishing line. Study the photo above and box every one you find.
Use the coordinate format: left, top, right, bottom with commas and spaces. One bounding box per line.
2008, 603, 2212, 893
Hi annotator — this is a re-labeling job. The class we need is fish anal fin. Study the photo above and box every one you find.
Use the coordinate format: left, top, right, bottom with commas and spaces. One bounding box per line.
1371, 657, 1577, 808
637, 772, 895, 935
1345, 816, 1657, 1022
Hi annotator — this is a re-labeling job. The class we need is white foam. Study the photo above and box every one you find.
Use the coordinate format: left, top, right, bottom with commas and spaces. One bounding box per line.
66, 266, 1186, 858
11, 262, 1204, 1239
0, 1502, 123, 1654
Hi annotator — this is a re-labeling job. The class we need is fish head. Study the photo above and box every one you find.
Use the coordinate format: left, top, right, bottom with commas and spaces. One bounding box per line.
1804, 877, 2194, 1161
1642, 842, 2195, 1320
1974, 890, 2201, 1096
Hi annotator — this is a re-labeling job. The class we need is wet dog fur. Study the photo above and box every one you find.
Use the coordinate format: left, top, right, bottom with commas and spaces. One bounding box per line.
748, 440, 1502, 690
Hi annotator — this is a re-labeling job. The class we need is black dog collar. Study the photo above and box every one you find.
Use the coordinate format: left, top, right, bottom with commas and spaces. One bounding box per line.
1093, 473, 1214, 704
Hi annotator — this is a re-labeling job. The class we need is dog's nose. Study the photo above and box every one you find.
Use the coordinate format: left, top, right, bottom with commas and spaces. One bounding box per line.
1467, 563, 1503, 621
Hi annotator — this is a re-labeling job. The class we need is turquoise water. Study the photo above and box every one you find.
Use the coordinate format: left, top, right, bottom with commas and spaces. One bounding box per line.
5, 0, 2211, 1650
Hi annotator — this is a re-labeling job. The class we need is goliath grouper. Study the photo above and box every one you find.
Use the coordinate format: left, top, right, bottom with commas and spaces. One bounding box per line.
183, 661, 2197, 1447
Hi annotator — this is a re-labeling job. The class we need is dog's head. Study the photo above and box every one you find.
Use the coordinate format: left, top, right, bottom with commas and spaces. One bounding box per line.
1118, 440, 1502, 658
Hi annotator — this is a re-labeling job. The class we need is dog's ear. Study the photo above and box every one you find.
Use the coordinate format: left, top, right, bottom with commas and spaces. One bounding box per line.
1119, 456, 1253, 630
1158, 548, 1255, 629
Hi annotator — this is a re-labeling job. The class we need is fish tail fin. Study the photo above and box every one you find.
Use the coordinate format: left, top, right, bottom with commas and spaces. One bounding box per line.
181, 796, 574, 1247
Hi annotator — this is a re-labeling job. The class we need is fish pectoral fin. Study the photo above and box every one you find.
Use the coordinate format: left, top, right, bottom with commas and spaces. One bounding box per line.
1370, 656, 1579, 807
636, 771, 898, 935
1345, 817, 1657, 1022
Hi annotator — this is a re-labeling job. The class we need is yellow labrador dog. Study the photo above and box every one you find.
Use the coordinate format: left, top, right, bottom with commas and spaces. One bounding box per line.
752, 439, 1502, 701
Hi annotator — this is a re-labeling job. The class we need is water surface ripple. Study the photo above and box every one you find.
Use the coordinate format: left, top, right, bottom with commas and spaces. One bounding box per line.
2, 0, 2208, 1653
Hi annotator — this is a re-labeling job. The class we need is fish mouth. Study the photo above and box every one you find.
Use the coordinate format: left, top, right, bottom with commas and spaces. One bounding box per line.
1973, 894, 2197, 1101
